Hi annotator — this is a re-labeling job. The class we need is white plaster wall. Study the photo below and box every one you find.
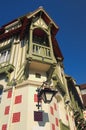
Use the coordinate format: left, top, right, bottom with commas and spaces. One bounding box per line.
29, 70, 47, 83
0, 91, 12, 129
11, 86, 29, 130
56, 65, 64, 84
58, 98, 68, 125
68, 111, 76, 130
27, 85, 51, 130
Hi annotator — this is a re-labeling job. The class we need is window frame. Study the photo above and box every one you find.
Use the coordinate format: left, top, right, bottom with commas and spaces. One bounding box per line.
0, 85, 3, 103
0, 48, 10, 64
32, 28, 49, 47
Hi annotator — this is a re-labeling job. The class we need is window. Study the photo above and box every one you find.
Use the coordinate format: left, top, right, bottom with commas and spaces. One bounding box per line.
0, 49, 10, 64
33, 28, 49, 47
34, 111, 43, 121
35, 73, 41, 78
0, 85, 3, 103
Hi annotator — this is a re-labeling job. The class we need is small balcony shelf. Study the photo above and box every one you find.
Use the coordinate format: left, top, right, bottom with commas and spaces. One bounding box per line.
0, 62, 14, 74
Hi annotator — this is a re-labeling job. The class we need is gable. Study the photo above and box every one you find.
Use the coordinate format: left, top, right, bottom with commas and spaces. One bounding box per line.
33, 18, 48, 30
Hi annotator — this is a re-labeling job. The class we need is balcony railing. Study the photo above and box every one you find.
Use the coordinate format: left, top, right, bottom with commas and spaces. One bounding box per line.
32, 43, 51, 58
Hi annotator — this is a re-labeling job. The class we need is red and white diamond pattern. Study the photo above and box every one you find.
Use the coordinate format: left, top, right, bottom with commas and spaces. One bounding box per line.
0, 87, 77, 130
49, 98, 59, 130
0, 88, 23, 130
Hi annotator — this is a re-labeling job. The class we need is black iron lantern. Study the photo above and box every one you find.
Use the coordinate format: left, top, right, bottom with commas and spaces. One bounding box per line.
39, 88, 58, 103
36, 81, 58, 109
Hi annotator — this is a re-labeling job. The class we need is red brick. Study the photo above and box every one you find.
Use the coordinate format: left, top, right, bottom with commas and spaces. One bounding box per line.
66, 114, 68, 121
55, 117, 58, 126
34, 94, 38, 102
2, 124, 7, 130
15, 95, 22, 104
52, 124, 55, 130
50, 106, 54, 115
4, 106, 10, 115
12, 112, 20, 123
7, 90, 12, 98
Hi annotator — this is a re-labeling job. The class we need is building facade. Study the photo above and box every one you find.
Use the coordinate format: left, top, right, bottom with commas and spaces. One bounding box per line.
0, 7, 85, 130
80, 84, 86, 122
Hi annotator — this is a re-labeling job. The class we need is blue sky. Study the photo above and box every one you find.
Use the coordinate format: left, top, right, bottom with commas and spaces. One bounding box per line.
0, 0, 86, 84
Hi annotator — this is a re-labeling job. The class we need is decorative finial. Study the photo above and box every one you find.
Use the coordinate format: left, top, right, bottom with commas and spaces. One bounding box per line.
39, 6, 43, 9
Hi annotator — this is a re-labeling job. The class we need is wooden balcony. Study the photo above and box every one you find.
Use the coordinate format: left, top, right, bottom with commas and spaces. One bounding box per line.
32, 43, 51, 58
26, 41, 57, 72
26, 43, 56, 72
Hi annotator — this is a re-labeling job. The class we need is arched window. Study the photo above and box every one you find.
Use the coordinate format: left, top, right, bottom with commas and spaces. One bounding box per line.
32, 28, 49, 47
0, 85, 3, 103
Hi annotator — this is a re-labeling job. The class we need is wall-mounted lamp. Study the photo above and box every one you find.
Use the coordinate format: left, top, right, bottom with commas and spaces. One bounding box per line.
36, 81, 58, 109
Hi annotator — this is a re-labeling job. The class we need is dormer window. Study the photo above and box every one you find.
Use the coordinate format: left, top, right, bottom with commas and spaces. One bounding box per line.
32, 28, 49, 47
0, 49, 10, 64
